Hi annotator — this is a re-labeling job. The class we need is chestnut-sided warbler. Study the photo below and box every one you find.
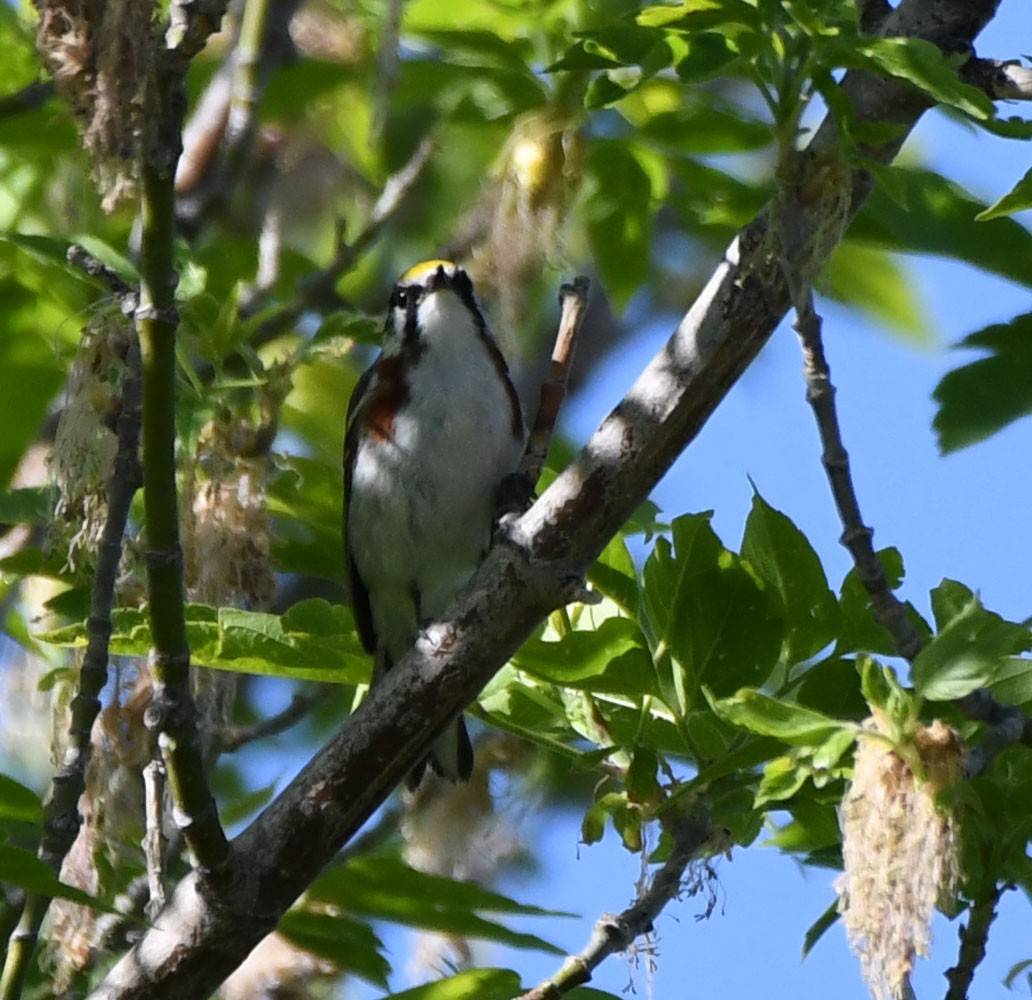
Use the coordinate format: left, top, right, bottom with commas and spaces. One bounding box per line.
343, 260, 526, 786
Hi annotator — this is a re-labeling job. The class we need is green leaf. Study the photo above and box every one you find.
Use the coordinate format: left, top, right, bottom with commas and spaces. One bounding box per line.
977, 166, 1032, 221
636, 0, 760, 30
766, 800, 841, 853
853, 168, 1032, 292
756, 755, 810, 806
0, 296, 67, 488
643, 514, 783, 709
385, 969, 523, 1000
0, 844, 115, 911
626, 745, 661, 803
823, 242, 926, 339
1005, 959, 1032, 990
846, 37, 993, 119
987, 657, 1032, 710
932, 313, 1032, 452
37, 599, 369, 684
802, 899, 840, 959
0, 487, 52, 526
836, 548, 929, 655
912, 589, 1031, 701
796, 656, 868, 721
709, 688, 855, 745
515, 616, 658, 698
859, 658, 915, 733
307, 856, 568, 954
277, 909, 389, 987
0, 774, 42, 827
674, 31, 739, 83
588, 534, 640, 616
583, 140, 661, 310
741, 494, 839, 663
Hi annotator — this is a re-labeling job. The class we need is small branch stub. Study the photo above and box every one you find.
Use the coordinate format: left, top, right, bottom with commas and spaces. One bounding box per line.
519, 276, 590, 489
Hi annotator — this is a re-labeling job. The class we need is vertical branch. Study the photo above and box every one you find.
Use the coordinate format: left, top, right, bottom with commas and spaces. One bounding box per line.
944, 889, 1001, 1000
792, 302, 923, 659
518, 277, 591, 487
0, 297, 142, 1000
136, 45, 227, 872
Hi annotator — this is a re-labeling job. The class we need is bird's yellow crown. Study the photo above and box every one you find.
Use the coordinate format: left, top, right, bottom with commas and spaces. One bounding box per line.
399, 259, 457, 284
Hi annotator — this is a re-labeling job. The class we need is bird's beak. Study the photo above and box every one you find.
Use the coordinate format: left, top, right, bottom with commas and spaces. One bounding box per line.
425, 265, 452, 294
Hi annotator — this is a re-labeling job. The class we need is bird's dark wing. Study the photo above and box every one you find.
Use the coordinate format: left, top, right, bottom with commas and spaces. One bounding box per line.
343, 361, 379, 654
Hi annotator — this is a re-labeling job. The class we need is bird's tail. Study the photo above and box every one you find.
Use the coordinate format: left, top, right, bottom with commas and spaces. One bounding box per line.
407, 716, 474, 789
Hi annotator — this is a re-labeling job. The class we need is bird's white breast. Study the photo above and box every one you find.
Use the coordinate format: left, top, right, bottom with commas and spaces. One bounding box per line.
348, 292, 523, 654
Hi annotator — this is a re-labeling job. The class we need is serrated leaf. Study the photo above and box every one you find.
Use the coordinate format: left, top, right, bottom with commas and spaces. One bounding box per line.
912, 591, 1031, 701
859, 658, 915, 734
709, 688, 855, 745
756, 755, 810, 806
36, 599, 369, 684
988, 657, 1032, 709
932, 313, 1032, 452
515, 616, 658, 697
849, 37, 993, 119
741, 494, 839, 663
643, 514, 783, 710
853, 168, 1032, 292
0, 844, 115, 911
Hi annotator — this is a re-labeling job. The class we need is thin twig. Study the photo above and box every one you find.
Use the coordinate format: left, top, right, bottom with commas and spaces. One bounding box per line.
792, 301, 923, 659
778, 143, 1032, 889
0, 312, 142, 1000
789, 272, 1032, 772
143, 760, 168, 920
944, 887, 1002, 1000
514, 814, 715, 1000
218, 685, 330, 752
519, 277, 591, 488
67, 245, 139, 309
247, 136, 436, 343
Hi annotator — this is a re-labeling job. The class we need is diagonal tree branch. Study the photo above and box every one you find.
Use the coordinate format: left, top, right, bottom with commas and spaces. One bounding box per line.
85, 1, 1009, 996
514, 813, 716, 1000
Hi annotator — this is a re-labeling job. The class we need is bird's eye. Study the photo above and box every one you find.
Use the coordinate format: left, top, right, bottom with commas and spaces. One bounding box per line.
390, 287, 408, 310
